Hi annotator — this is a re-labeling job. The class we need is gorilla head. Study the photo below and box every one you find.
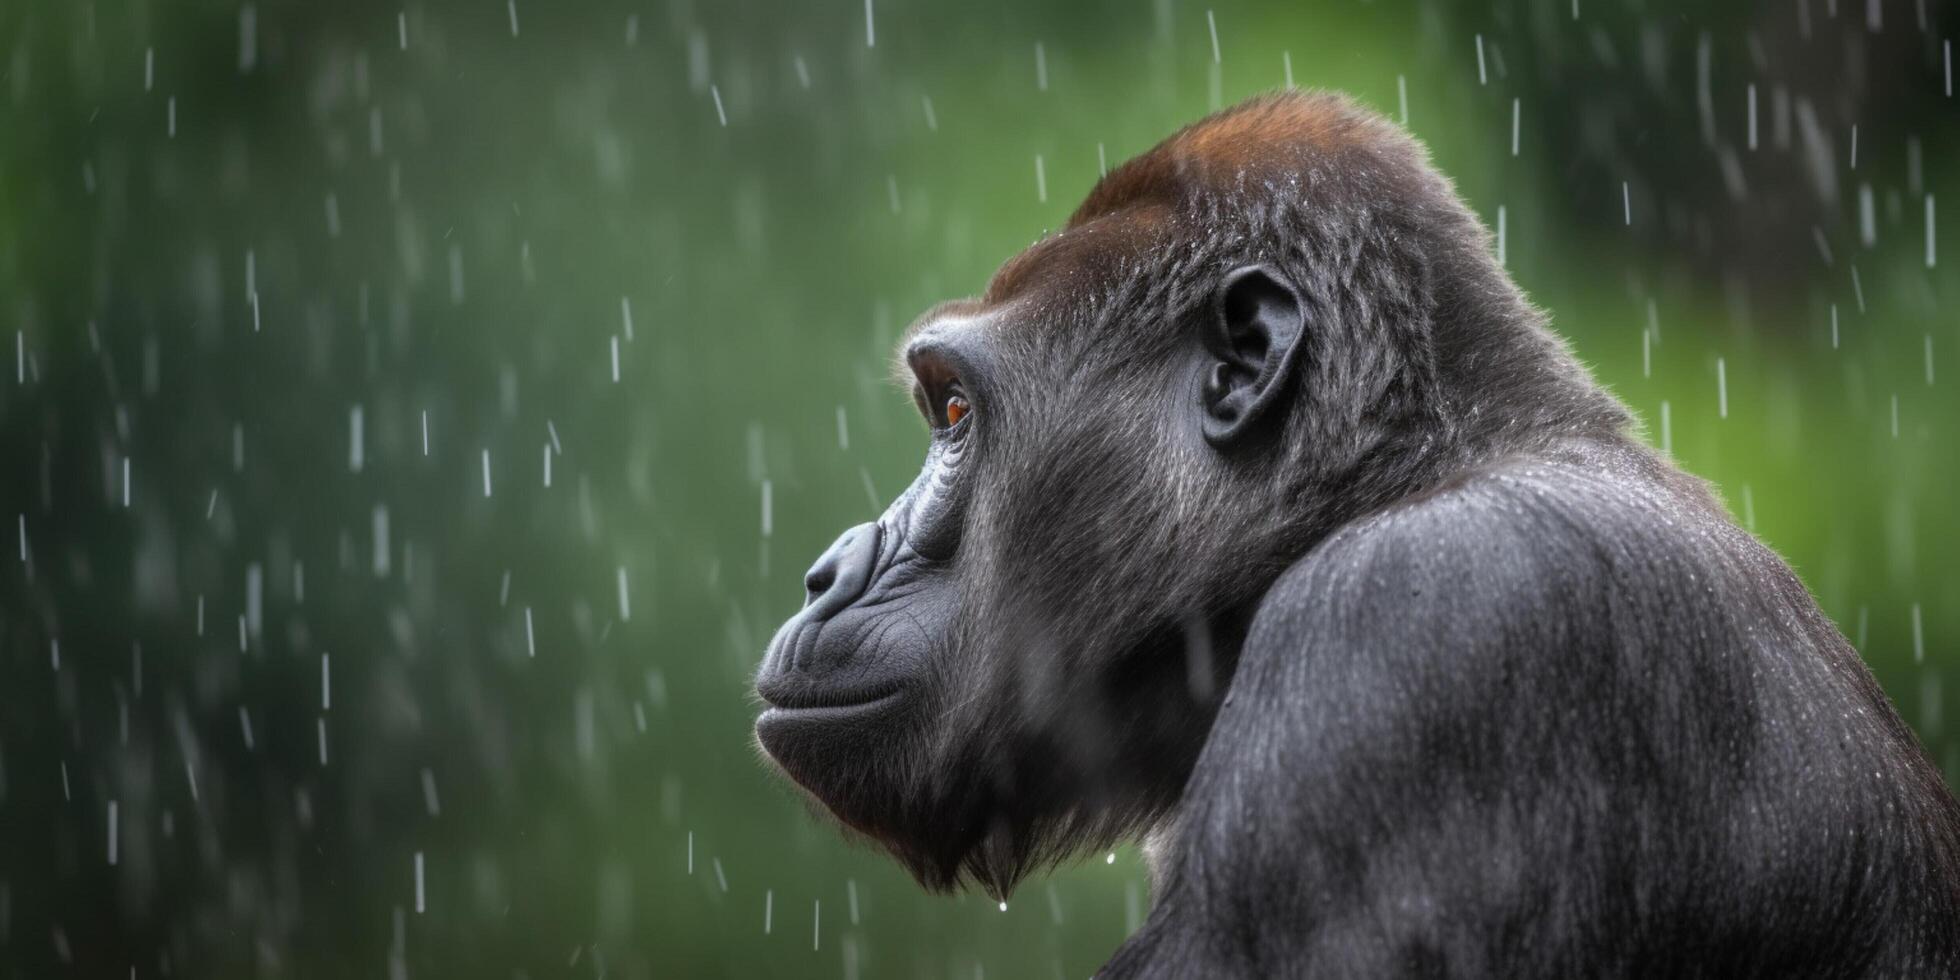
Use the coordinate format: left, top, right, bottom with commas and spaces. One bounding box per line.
754, 91, 1608, 899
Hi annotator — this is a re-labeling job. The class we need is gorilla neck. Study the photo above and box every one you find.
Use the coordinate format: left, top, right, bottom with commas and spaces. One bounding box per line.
1432, 291, 1634, 466
1271, 297, 1631, 594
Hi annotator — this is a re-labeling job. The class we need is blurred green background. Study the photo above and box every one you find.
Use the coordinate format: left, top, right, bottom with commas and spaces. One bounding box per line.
0, 0, 1954, 976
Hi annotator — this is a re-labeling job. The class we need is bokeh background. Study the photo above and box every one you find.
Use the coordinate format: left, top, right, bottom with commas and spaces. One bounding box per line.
1, 0, 1955, 976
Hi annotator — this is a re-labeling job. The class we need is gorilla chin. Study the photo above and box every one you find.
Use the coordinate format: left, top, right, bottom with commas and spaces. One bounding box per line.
752, 688, 914, 830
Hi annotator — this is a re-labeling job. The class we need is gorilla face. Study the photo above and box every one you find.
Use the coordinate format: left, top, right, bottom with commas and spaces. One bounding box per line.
754, 337, 968, 734
753, 303, 1042, 887
756, 278, 1230, 889
754, 263, 1299, 897
751, 311, 986, 853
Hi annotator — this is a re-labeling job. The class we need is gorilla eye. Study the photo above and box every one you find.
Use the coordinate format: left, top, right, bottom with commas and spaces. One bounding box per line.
906, 345, 972, 430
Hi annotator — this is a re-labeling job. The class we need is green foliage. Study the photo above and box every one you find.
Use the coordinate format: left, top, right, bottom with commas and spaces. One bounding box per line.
0, 1, 1951, 976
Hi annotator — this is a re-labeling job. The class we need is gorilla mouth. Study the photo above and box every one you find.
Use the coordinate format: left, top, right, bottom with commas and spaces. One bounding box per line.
754, 683, 908, 767
755, 678, 905, 715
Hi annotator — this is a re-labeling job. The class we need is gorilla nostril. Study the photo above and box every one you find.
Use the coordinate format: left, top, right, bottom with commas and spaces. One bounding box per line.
804, 566, 836, 600
798, 522, 880, 612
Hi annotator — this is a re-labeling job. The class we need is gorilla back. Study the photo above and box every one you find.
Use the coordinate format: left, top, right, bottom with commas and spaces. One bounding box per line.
753, 91, 1960, 977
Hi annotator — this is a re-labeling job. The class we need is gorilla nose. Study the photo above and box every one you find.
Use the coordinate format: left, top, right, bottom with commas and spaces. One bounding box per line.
759, 522, 885, 686
802, 522, 881, 612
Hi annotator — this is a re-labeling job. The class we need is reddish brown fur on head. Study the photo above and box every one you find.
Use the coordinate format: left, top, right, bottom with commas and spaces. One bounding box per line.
980, 90, 1415, 307
1069, 90, 1409, 227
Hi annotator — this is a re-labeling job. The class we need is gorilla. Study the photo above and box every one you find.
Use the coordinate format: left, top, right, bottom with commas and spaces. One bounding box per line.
753, 91, 1960, 977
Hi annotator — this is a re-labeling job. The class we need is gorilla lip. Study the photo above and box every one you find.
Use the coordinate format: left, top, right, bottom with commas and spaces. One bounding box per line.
755, 687, 907, 754
755, 680, 905, 716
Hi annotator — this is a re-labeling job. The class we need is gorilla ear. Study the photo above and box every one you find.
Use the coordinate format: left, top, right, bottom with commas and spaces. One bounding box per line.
1199, 265, 1308, 446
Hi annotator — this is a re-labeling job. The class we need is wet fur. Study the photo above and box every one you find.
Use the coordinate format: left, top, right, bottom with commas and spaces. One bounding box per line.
762, 91, 1960, 975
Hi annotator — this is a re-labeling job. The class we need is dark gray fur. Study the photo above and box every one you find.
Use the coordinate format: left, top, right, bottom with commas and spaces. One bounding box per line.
754, 92, 1960, 977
